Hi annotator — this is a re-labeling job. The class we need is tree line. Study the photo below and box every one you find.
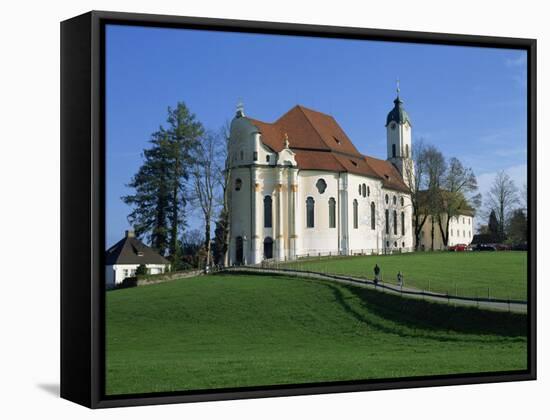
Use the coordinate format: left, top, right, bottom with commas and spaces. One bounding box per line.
122, 102, 230, 270
478, 172, 527, 245
403, 141, 480, 250
122, 102, 527, 270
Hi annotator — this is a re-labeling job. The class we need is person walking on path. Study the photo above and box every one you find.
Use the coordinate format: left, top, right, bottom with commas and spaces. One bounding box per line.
373, 264, 381, 285
397, 271, 404, 288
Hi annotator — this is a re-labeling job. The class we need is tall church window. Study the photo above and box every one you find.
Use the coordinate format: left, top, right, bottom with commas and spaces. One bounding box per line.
235, 178, 242, 191
253, 151, 258, 161
392, 144, 396, 158
385, 194, 389, 204
385, 209, 389, 234
400, 196, 404, 206
329, 198, 336, 228
371, 202, 376, 230
401, 211, 405, 235
362, 184, 366, 198
264, 196, 272, 228
393, 195, 397, 205
367, 186, 370, 196
353, 199, 358, 229
393, 210, 398, 235
358, 185, 361, 195
306, 197, 315, 228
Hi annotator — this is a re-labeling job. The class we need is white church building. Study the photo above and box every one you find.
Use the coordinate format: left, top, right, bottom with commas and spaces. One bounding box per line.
227, 93, 417, 265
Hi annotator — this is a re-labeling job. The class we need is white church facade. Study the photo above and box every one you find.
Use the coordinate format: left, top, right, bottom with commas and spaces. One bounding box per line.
227, 94, 418, 265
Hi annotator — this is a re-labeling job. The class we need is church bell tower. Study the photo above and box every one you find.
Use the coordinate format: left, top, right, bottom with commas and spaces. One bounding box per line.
386, 82, 413, 186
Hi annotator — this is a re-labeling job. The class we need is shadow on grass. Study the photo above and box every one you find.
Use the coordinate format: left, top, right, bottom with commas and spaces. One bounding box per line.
334, 282, 527, 338
216, 271, 527, 339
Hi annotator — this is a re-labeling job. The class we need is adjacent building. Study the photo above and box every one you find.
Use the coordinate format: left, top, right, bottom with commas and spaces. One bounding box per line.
105, 230, 170, 287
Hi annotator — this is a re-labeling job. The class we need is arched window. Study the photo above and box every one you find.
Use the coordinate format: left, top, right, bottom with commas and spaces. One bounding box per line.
358, 185, 361, 195
400, 196, 404, 206
316, 178, 327, 194
353, 199, 358, 229
393, 195, 397, 205
235, 178, 242, 191
367, 186, 370, 196
401, 211, 405, 235
263, 237, 273, 259
392, 144, 396, 158
362, 184, 366, 198
264, 196, 272, 228
240, 150, 244, 160
393, 210, 398, 235
306, 197, 315, 228
371, 202, 376, 230
385, 209, 389, 234
385, 194, 389, 204
406, 144, 409, 158
328, 198, 336, 229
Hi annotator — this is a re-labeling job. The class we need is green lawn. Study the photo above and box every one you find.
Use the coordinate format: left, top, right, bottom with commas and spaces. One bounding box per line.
283, 251, 527, 300
106, 273, 527, 395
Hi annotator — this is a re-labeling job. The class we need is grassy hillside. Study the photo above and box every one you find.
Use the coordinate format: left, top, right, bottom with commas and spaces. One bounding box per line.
283, 252, 527, 300
106, 273, 527, 395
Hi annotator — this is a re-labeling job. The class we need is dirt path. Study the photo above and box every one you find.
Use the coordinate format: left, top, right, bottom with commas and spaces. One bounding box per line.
224, 266, 528, 314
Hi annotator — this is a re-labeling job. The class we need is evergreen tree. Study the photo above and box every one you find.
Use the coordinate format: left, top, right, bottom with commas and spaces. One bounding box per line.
162, 102, 204, 258
212, 210, 229, 265
507, 209, 527, 245
123, 102, 204, 257
123, 132, 171, 254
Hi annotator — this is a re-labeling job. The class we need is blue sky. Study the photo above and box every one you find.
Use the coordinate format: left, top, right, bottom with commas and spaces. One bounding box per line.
106, 24, 527, 248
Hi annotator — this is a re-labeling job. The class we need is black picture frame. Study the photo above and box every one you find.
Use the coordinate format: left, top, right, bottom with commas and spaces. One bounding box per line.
60, 10, 537, 409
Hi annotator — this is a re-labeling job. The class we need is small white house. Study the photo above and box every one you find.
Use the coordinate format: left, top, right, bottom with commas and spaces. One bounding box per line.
105, 230, 170, 288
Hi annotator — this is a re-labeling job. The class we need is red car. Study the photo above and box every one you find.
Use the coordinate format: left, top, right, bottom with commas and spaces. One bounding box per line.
448, 244, 468, 252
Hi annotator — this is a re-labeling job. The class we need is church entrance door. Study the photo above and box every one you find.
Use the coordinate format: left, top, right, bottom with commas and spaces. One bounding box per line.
263, 237, 274, 260
236, 236, 244, 265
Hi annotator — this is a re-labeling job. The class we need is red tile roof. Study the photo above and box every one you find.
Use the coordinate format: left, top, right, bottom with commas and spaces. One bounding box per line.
246, 105, 409, 192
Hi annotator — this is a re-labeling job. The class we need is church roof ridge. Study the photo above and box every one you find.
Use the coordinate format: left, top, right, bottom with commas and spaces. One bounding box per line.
243, 104, 409, 193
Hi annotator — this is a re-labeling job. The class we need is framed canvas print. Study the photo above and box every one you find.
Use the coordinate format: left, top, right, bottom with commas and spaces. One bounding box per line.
60, 11, 536, 408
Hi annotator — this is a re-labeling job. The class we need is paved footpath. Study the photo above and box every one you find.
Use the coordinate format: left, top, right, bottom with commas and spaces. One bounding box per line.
224, 266, 527, 314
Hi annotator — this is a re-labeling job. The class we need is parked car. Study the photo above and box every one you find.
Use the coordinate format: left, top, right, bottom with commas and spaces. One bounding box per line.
474, 243, 497, 251
448, 244, 468, 252
511, 242, 528, 251
495, 243, 512, 251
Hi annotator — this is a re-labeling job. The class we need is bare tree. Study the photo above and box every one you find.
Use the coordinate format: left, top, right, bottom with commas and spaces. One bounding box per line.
215, 122, 232, 266
424, 145, 447, 251
190, 130, 225, 267
521, 183, 528, 213
404, 140, 427, 250
486, 171, 519, 241
437, 157, 480, 246
404, 142, 447, 251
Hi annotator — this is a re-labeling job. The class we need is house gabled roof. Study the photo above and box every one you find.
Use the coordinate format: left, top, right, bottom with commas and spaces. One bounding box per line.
246, 105, 409, 193
105, 232, 170, 265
